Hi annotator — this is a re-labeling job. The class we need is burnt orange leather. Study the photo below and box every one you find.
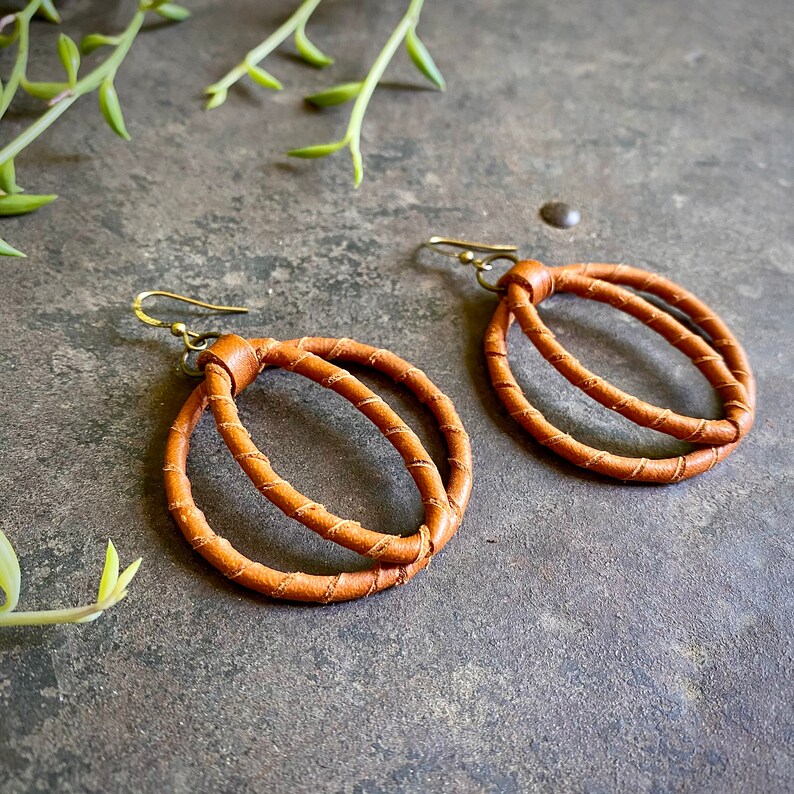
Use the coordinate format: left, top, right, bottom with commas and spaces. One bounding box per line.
486, 260, 755, 483
198, 333, 260, 395
164, 335, 472, 603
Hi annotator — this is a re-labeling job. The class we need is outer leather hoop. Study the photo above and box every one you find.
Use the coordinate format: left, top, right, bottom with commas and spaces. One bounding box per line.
164, 335, 472, 603
486, 260, 755, 483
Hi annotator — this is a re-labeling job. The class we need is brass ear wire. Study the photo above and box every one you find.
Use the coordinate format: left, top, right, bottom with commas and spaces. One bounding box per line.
132, 290, 248, 342
132, 290, 249, 377
425, 236, 520, 293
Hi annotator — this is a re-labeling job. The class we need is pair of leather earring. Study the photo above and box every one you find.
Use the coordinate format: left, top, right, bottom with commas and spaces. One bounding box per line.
134, 236, 754, 604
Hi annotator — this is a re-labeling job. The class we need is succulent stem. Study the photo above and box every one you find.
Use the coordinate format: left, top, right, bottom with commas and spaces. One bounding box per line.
0, 9, 145, 167
205, 0, 325, 103
0, 0, 46, 120
0, 601, 109, 626
343, 0, 427, 185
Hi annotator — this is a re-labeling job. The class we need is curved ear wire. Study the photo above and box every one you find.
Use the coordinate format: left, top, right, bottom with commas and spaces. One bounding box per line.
424, 236, 517, 264
132, 290, 248, 332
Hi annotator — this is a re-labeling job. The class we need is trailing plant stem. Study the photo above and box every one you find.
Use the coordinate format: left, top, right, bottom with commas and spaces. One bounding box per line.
206, 0, 324, 95
0, 600, 109, 626
0, 9, 145, 167
0, 533, 141, 627
0, 0, 45, 120
345, 0, 426, 183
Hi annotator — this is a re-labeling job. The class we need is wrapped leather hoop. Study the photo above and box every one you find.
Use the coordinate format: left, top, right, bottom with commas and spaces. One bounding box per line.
164, 334, 472, 603
486, 260, 755, 483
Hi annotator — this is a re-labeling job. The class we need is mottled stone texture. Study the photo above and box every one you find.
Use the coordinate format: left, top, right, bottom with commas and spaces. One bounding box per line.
0, 0, 791, 791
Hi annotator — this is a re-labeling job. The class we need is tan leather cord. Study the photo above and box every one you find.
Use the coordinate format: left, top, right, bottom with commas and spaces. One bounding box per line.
486, 260, 755, 483
163, 335, 472, 603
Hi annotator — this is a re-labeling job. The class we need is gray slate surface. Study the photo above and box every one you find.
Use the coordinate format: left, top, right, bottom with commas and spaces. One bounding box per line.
0, 0, 792, 791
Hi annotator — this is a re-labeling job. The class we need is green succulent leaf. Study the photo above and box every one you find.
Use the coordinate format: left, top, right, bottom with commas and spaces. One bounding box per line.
0, 237, 26, 257
246, 63, 283, 91
287, 139, 347, 159
154, 4, 192, 22
99, 77, 130, 140
58, 34, 81, 88
21, 78, 70, 101
97, 540, 119, 602
115, 557, 142, 593
0, 157, 21, 195
0, 527, 21, 613
305, 81, 363, 107
80, 33, 122, 55
204, 87, 227, 110
0, 27, 19, 49
0, 193, 57, 216
405, 28, 445, 91
295, 23, 333, 68
37, 0, 61, 24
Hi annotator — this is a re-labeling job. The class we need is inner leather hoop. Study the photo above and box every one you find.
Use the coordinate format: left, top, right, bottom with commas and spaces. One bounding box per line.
486, 260, 755, 483
163, 335, 472, 603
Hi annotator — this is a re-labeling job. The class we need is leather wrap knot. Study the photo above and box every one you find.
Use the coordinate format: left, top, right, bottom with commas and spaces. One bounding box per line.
197, 334, 260, 396
498, 260, 555, 304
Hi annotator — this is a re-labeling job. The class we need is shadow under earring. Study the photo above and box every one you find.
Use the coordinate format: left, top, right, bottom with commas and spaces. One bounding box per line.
134, 291, 472, 603
426, 237, 755, 484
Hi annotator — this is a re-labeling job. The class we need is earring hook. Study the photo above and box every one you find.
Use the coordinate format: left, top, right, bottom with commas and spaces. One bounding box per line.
132, 290, 249, 376
425, 236, 520, 293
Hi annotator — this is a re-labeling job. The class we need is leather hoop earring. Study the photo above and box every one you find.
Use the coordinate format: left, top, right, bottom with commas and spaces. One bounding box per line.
134, 293, 472, 603
426, 237, 755, 483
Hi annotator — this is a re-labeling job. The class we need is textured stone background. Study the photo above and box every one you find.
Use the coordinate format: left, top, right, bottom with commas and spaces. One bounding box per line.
0, 0, 791, 791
